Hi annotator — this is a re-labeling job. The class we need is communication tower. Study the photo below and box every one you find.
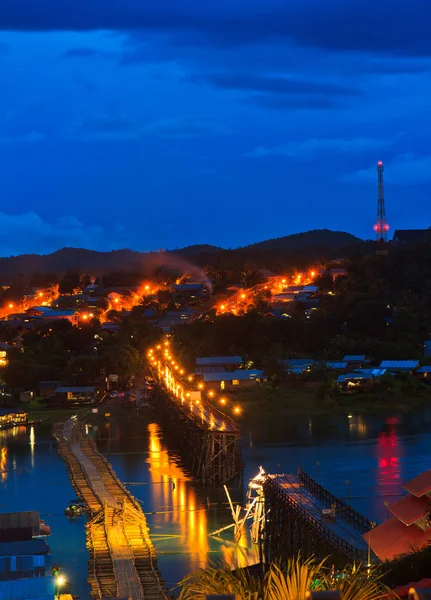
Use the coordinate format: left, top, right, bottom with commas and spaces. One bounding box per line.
374, 161, 389, 254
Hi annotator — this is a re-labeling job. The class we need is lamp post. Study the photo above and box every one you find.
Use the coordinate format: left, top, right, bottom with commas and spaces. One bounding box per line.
55, 574, 65, 599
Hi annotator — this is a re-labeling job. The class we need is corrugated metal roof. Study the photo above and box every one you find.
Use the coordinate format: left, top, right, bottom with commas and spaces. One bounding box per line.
0, 576, 56, 600
285, 359, 314, 367
343, 355, 368, 362
196, 356, 242, 366
288, 367, 307, 374
364, 516, 431, 561
55, 386, 95, 393
337, 373, 372, 382
39, 310, 78, 317
379, 360, 419, 369
174, 283, 203, 291
417, 366, 431, 373
388, 494, 429, 526
0, 539, 50, 557
202, 370, 263, 382
403, 470, 431, 497
353, 368, 387, 377
323, 362, 347, 369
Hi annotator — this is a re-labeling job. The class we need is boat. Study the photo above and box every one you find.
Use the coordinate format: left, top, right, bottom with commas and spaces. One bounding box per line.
64, 502, 86, 517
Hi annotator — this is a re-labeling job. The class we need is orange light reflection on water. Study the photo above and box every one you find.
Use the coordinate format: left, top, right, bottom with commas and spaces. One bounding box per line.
147, 423, 259, 572
147, 422, 208, 572
0, 446, 7, 481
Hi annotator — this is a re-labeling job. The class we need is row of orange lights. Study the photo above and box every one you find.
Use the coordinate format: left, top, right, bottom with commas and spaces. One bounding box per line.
147, 343, 242, 416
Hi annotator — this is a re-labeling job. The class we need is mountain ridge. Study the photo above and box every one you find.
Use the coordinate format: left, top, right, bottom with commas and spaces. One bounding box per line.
0, 229, 366, 278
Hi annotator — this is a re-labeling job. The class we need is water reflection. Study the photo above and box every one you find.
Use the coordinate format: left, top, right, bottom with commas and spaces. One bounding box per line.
147, 422, 209, 572
30, 426, 35, 469
376, 418, 402, 498
0, 446, 7, 481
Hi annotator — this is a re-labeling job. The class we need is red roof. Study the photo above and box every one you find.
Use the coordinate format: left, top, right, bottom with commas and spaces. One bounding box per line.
364, 517, 431, 561
403, 470, 431, 497
389, 494, 429, 525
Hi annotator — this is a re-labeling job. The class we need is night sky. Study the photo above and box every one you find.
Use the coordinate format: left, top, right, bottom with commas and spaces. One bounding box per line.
1, 0, 431, 255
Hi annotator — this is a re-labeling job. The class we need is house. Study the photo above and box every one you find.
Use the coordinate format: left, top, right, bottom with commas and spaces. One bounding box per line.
343, 355, 370, 369
173, 283, 208, 301
196, 356, 243, 374
202, 370, 264, 391
337, 368, 387, 390
26, 306, 52, 318
415, 366, 431, 381
364, 470, 431, 561
0, 510, 54, 600
38, 310, 79, 326
283, 359, 315, 374
155, 309, 200, 331
0, 409, 27, 429
0, 539, 52, 579
379, 360, 420, 373
320, 361, 348, 371
0, 342, 11, 367
38, 381, 62, 399
49, 386, 97, 406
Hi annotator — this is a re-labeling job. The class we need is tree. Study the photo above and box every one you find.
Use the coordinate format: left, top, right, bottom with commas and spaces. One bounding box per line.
58, 270, 81, 295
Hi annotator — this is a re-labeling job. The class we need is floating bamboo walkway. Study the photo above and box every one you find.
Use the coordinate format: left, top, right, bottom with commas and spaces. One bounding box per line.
54, 419, 168, 600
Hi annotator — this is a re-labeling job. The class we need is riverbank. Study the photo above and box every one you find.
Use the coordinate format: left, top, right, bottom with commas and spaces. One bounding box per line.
232, 383, 431, 426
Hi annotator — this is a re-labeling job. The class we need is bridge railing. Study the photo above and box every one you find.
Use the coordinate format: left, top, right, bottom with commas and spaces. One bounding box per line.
297, 468, 374, 534
264, 476, 368, 564
149, 360, 239, 435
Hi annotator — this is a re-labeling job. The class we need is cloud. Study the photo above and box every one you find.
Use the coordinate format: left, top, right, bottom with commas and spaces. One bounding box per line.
188, 72, 355, 97
246, 136, 393, 160
61, 47, 101, 58
0, 42, 8, 55
144, 117, 232, 138
250, 94, 338, 111
73, 115, 139, 140
60, 46, 116, 59
2, 1, 431, 57
0, 212, 131, 256
342, 153, 431, 185
0, 132, 45, 143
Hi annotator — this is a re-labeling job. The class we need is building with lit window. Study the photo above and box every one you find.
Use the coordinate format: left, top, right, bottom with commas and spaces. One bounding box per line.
202, 370, 264, 391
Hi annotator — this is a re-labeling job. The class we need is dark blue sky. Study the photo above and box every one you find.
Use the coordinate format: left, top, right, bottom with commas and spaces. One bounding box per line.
1, 0, 431, 255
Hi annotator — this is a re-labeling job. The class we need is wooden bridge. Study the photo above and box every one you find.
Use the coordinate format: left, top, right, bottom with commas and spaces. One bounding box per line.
148, 346, 242, 484
264, 470, 376, 570
54, 417, 168, 600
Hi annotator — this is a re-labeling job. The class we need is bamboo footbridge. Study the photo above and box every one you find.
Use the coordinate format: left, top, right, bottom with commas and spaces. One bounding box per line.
54, 417, 168, 600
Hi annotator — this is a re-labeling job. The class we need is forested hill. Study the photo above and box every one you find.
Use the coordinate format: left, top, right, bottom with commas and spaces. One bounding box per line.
0, 229, 367, 278
243, 229, 361, 252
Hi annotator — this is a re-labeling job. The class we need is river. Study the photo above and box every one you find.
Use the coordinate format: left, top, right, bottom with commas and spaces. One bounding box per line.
2, 407, 431, 598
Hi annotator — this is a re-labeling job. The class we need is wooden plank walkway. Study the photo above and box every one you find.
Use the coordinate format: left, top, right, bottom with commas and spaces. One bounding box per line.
55, 417, 168, 600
